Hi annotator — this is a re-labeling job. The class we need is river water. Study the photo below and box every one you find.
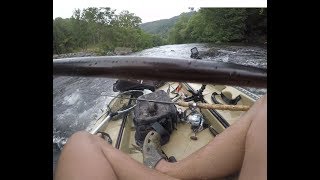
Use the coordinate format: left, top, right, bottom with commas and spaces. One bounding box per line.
52, 43, 267, 173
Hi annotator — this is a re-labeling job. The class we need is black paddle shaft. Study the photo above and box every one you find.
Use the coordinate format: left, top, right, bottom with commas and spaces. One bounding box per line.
53, 56, 267, 88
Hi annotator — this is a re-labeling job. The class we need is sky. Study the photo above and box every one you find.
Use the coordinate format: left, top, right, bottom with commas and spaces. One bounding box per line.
53, 0, 267, 23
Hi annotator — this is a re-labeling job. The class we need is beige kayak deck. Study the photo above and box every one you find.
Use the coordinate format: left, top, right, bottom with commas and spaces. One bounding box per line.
91, 82, 256, 164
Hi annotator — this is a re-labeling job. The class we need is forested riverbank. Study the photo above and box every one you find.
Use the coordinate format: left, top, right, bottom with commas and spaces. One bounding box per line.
53, 8, 266, 56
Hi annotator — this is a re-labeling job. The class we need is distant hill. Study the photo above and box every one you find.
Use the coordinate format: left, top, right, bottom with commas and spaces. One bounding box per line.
140, 11, 195, 38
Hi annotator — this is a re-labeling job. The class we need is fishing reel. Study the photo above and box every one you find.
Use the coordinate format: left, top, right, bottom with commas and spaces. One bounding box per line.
180, 104, 204, 133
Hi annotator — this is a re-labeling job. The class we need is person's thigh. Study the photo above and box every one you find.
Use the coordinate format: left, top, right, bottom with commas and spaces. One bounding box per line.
55, 131, 178, 180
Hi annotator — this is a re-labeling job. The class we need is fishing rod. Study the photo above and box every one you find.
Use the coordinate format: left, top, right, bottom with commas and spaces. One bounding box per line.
90, 105, 136, 135
95, 94, 250, 111
53, 56, 267, 88
89, 90, 144, 135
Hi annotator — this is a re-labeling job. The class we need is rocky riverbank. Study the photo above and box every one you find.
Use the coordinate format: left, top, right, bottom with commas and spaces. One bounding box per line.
53, 52, 99, 59
53, 47, 134, 59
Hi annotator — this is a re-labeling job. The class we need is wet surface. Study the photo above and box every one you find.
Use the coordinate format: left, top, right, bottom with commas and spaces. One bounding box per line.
53, 56, 266, 88
52, 43, 267, 173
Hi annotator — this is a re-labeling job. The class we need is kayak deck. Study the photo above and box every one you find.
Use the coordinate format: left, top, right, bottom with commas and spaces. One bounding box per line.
89, 82, 256, 173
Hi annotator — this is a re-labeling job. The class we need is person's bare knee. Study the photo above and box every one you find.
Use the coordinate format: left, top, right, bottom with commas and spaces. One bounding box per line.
72, 130, 90, 137
55, 131, 119, 180
65, 131, 101, 149
68, 131, 91, 142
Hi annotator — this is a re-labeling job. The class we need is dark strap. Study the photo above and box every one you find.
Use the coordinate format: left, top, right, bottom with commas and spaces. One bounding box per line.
221, 93, 241, 105
151, 122, 170, 140
211, 92, 221, 104
211, 92, 241, 105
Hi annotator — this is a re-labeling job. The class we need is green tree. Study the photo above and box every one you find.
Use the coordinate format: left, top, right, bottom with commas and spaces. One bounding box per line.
53, 18, 74, 54
167, 8, 266, 44
184, 12, 206, 42
112, 10, 149, 50
168, 14, 190, 44
244, 8, 267, 42
195, 8, 247, 42
113, 10, 142, 28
